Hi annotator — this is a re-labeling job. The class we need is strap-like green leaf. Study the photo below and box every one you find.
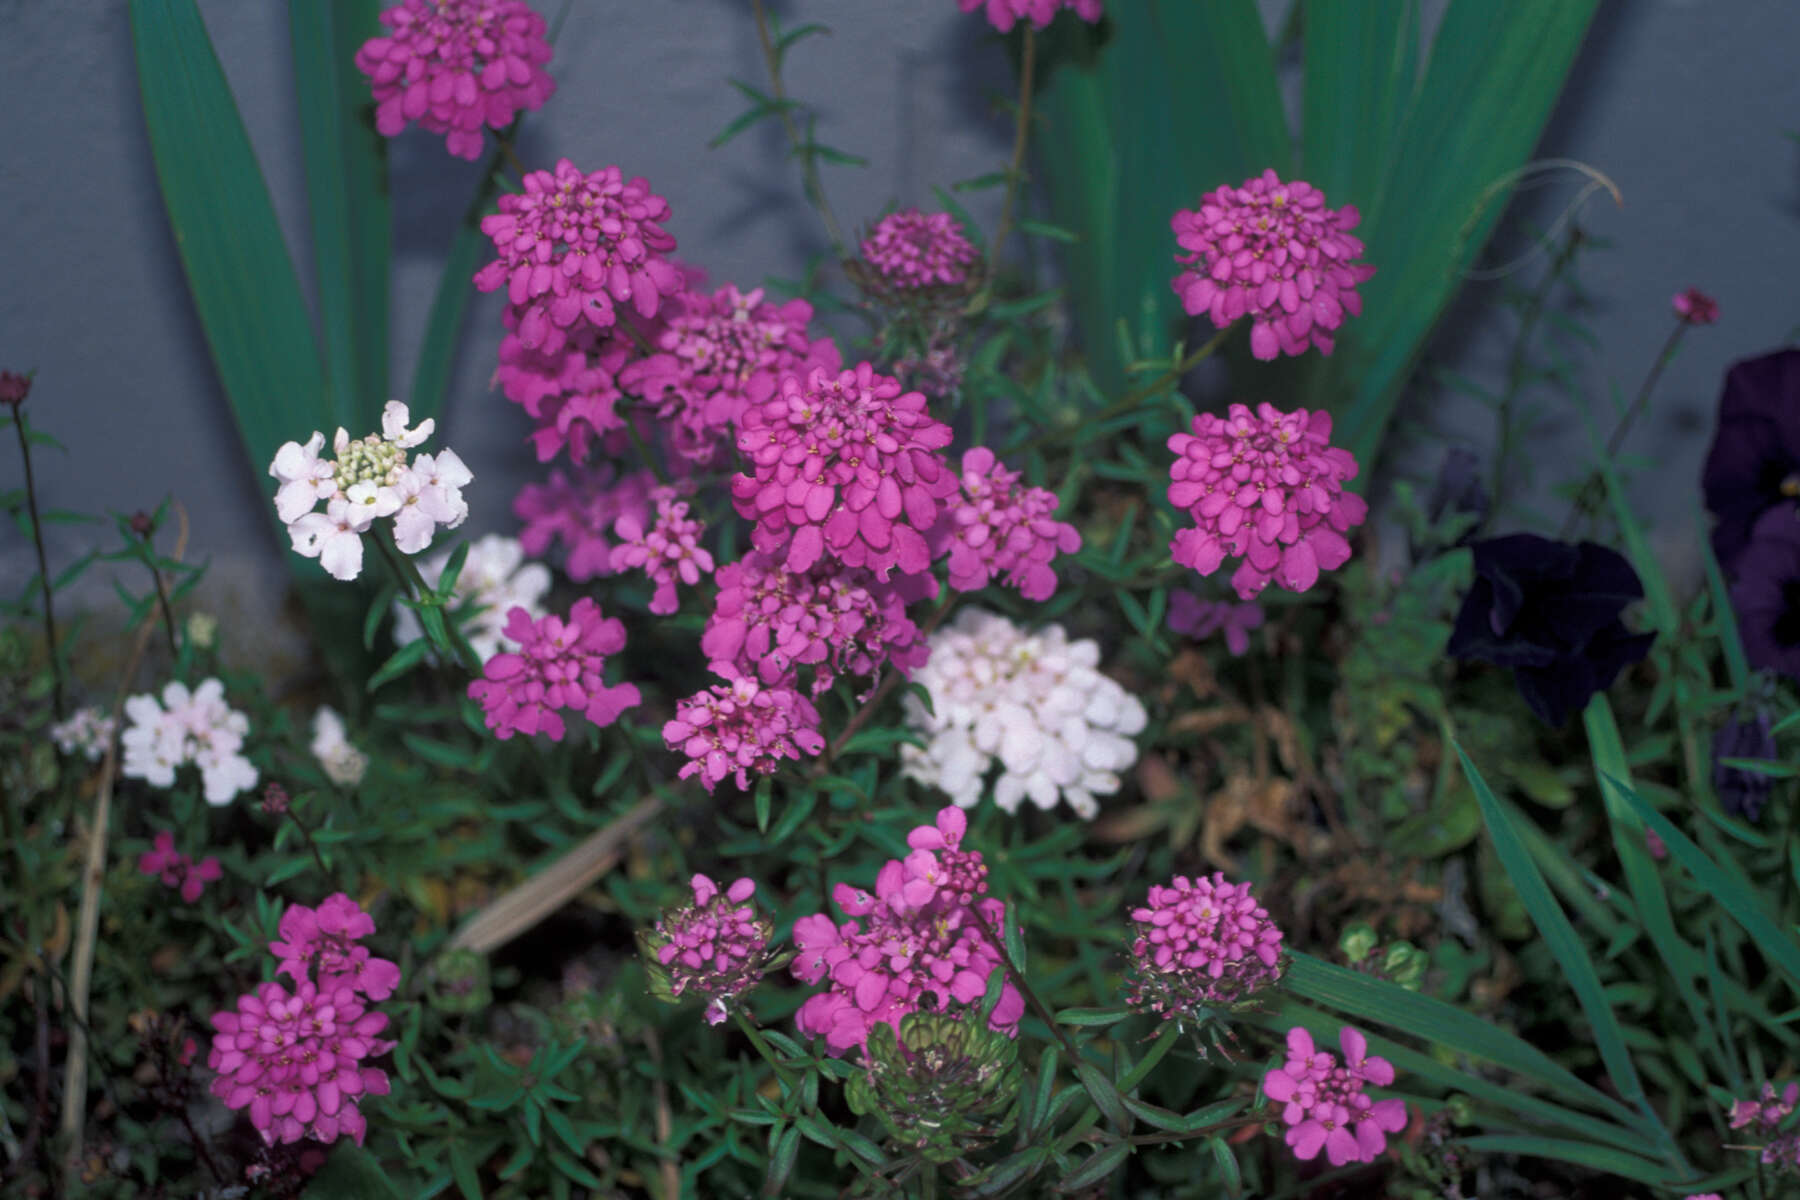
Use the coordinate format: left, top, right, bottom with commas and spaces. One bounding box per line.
410, 159, 504, 425
1300, 0, 1419, 213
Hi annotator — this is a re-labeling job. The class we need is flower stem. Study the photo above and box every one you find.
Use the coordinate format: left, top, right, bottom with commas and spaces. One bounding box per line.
286, 808, 332, 880
732, 1010, 802, 1097
1491, 225, 1583, 521
985, 25, 1037, 277
146, 556, 179, 660
12, 412, 64, 718
371, 529, 483, 675
1049, 1022, 1181, 1157
1557, 316, 1689, 539
750, 0, 849, 257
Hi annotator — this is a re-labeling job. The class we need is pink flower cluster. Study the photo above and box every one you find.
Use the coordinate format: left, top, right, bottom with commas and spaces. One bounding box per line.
475, 159, 683, 354
731, 362, 957, 579
467, 599, 642, 740
623, 284, 841, 465
701, 551, 929, 697
1168, 591, 1264, 657
934, 447, 1081, 600
206, 895, 396, 1147
1172, 169, 1374, 361
137, 832, 222, 903
648, 875, 772, 1026
515, 463, 658, 581
494, 308, 644, 464
791, 807, 1025, 1055
859, 209, 981, 291
355, 0, 555, 161
1672, 287, 1719, 326
1167, 402, 1367, 598
957, 0, 1103, 34
1731, 1081, 1800, 1171
1262, 1026, 1408, 1166
661, 673, 826, 792
1128, 873, 1284, 1016
615, 486, 715, 615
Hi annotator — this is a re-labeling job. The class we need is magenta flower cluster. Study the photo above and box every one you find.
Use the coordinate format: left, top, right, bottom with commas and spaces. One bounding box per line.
515, 463, 659, 581
1672, 286, 1719, 326
206, 895, 396, 1147
137, 831, 222, 903
957, 0, 1104, 34
355, 0, 555, 161
859, 209, 981, 291
1172, 169, 1374, 361
494, 308, 646, 464
1262, 1026, 1408, 1166
701, 551, 929, 697
791, 806, 1025, 1055
475, 159, 683, 354
614, 486, 715, 615
731, 362, 958, 579
1167, 402, 1368, 598
1731, 1081, 1800, 1171
1168, 591, 1264, 657
1128, 872, 1284, 1017
934, 446, 1082, 600
467, 598, 641, 740
661, 672, 827, 792
650, 875, 772, 1026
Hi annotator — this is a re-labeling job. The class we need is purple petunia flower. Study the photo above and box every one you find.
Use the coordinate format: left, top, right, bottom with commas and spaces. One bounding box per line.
1701, 349, 1800, 571
1729, 508, 1800, 681
1713, 710, 1777, 822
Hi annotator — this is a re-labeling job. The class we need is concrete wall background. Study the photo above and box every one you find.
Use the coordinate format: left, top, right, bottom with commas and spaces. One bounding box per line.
2, 0, 1797, 631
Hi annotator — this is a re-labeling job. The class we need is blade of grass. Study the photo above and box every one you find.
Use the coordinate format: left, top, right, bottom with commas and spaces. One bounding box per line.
1300, 0, 1419, 213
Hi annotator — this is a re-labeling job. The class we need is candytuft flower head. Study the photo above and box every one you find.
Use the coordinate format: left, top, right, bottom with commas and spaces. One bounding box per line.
1672, 287, 1719, 325
51, 705, 116, 762
1702, 348, 1800, 571
1168, 592, 1264, 657
355, 0, 555, 161
1262, 1025, 1408, 1166
1172, 169, 1374, 360
138, 832, 223, 903
901, 609, 1146, 819
120, 678, 258, 805
474, 160, 682, 355
846, 1007, 1022, 1164
515, 463, 659, 582
467, 598, 641, 741
731, 362, 957, 579
1446, 534, 1656, 727
614, 486, 715, 615
1167, 402, 1367, 598
859, 209, 981, 292
1128, 873, 1284, 1018
638, 875, 772, 1026
934, 447, 1081, 601
957, 0, 1103, 33
309, 707, 369, 788
1714, 709, 1777, 821
662, 670, 826, 791
790, 806, 1025, 1055
393, 533, 553, 662
1728, 509, 1800, 681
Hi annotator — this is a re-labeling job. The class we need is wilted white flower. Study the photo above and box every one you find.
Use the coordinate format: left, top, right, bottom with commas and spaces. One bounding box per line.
309, 706, 369, 788
901, 609, 1147, 819
393, 534, 552, 662
185, 612, 218, 651
51, 706, 116, 762
120, 678, 257, 805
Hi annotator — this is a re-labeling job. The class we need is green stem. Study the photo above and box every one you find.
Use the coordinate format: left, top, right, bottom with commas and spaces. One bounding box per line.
1557, 316, 1689, 539
147, 557, 179, 660
985, 24, 1036, 275
920, 1162, 937, 1200
1491, 226, 1582, 521
1049, 1023, 1180, 1157
371, 529, 483, 675
12, 412, 64, 718
750, 0, 848, 257
732, 1010, 802, 1098
623, 417, 670, 487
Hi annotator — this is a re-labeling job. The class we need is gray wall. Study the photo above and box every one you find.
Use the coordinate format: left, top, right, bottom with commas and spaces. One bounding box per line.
3, 1, 1797, 632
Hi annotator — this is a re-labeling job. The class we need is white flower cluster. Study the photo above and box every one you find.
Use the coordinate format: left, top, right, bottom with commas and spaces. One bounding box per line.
51, 706, 116, 762
121, 679, 258, 805
270, 401, 471, 582
900, 608, 1147, 819
310, 707, 369, 788
392, 534, 551, 662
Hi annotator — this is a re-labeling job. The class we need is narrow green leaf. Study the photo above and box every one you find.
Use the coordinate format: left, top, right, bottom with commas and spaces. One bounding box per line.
1054, 1006, 1131, 1028
1056, 1141, 1129, 1193
1301, 0, 1418, 211
367, 637, 431, 692
1457, 1135, 1686, 1188
1074, 1063, 1129, 1133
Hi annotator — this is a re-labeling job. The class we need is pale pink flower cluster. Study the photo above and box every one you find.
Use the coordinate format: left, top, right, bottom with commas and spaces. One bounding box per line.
701, 551, 929, 698
474, 159, 683, 355
957, 0, 1103, 34
1167, 402, 1367, 599
121, 678, 258, 806
51, 705, 116, 762
207, 895, 397, 1147
309, 707, 369, 789
934, 446, 1081, 600
731, 362, 957, 579
393, 533, 552, 662
1168, 591, 1264, 657
615, 486, 715, 615
661, 672, 826, 792
138, 831, 222, 903
901, 609, 1145, 819
1262, 1026, 1408, 1166
270, 401, 471, 582
467, 599, 641, 740
1172, 169, 1374, 360
493, 309, 645, 464
649, 875, 771, 1026
1731, 1081, 1800, 1171
515, 463, 659, 581
859, 209, 981, 291
791, 806, 1024, 1054
1128, 873, 1283, 1016
623, 284, 841, 465
355, 0, 555, 161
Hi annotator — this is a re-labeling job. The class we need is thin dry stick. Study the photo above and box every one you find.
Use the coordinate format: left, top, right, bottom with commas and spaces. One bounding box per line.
643, 1028, 681, 1200
60, 502, 187, 1162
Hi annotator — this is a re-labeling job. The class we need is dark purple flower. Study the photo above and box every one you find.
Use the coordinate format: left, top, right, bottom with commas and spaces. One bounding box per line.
1446, 534, 1655, 727
1702, 349, 1800, 571
1730, 508, 1800, 681
1713, 711, 1776, 822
